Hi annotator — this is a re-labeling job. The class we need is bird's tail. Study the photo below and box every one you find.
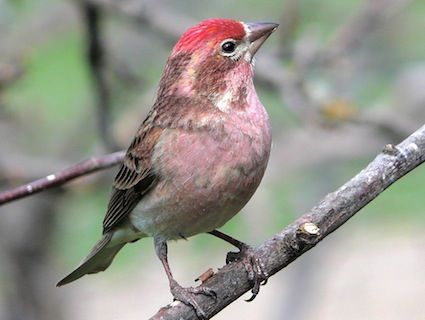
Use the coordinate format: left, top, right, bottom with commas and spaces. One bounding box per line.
57, 233, 124, 286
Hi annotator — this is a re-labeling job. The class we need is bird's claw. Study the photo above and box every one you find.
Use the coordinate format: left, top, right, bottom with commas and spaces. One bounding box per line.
170, 280, 216, 319
225, 244, 268, 302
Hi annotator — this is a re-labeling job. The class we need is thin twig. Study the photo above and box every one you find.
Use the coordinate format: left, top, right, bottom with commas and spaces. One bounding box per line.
0, 151, 124, 206
149, 124, 425, 319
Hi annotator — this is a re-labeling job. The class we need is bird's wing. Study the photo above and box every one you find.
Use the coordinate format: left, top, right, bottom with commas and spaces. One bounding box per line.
102, 125, 163, 233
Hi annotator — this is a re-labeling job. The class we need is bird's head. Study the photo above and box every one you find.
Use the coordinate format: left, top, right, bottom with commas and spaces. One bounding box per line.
173, 18, 278, 63
159, 18, 278, 99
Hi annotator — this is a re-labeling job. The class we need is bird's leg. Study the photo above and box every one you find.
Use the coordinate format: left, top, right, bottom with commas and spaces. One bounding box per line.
154, 238, 216, 319
208, 229, 267, 301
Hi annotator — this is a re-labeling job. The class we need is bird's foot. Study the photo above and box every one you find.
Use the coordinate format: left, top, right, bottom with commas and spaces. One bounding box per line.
170, 279, 216, 319
226, 243, 268, 302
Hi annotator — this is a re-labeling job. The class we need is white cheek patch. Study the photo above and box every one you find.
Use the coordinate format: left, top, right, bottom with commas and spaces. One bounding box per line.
213, 90, 233, 113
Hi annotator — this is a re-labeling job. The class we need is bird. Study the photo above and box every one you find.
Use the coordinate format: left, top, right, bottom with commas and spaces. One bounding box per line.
58, 18, 278, 318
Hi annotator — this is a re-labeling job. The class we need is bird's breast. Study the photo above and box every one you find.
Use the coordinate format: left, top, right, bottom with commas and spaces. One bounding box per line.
131, 98, 271, 240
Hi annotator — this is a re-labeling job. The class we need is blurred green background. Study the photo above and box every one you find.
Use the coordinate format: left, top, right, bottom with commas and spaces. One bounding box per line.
1, 0, 425, 319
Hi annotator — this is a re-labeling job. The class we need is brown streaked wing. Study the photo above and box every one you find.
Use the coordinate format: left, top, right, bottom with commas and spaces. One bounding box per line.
102, 176, 155, 233
102, 126, 163, 233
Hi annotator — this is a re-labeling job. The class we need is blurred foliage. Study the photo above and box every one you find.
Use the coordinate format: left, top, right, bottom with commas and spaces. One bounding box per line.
5, 32, 93, 153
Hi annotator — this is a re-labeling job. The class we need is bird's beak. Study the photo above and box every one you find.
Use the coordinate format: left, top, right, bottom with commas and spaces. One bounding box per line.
245, 22, 279, 57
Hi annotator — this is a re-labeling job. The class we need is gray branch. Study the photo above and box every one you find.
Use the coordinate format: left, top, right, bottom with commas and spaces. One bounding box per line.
149, 124, 425, 319
0, 151, 124, 206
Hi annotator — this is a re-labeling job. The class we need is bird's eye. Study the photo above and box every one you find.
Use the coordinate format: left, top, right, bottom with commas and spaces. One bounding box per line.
221, 40, 237, 54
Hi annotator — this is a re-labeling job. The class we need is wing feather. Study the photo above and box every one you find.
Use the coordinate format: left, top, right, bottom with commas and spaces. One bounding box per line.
102, 125, 162, 233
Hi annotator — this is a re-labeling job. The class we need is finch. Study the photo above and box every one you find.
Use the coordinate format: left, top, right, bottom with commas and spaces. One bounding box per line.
58, 18, 278, 318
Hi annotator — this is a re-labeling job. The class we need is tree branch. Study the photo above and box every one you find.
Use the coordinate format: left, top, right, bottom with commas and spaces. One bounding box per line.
0, 151, 124, 206
149, 124, 425, 319
81, 2, 117, 151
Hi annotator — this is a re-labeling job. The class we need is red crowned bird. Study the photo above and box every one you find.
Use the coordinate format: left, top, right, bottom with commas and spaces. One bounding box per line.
58, 18, 278, 318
